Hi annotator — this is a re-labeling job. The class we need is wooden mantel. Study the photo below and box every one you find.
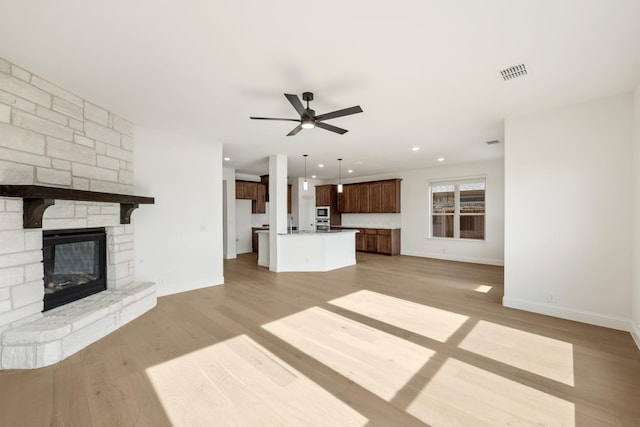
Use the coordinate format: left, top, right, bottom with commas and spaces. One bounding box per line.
0, 185, 155, 228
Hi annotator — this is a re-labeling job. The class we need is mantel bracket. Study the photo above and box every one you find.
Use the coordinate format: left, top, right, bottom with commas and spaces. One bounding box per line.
23, 198, 55, 229
120, 203, 139, 225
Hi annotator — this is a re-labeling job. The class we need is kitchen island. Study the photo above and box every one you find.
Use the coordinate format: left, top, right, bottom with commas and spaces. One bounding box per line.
256, 230, 357, 272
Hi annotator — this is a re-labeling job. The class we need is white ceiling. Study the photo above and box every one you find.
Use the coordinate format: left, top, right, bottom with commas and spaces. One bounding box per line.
1, 1, 639, 180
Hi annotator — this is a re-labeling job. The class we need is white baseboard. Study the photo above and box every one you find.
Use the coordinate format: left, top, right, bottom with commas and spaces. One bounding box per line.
502, 296, 630, 331
157, 275, 224, 297
631, 322, 640, 351
400, 250, 504, 266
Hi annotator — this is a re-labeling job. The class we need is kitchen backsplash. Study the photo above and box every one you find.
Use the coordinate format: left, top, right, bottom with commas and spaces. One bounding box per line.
341, 213, 402, 228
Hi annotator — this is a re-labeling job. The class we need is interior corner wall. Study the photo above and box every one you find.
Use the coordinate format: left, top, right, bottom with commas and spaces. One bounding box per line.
504, 93, 634, 331
133, 126, 224, 297
632, 85, 640, 347
223, 167, 237, 259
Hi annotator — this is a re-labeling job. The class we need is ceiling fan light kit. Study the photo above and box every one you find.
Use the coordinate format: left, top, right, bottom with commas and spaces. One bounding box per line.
250, 92, 363, 136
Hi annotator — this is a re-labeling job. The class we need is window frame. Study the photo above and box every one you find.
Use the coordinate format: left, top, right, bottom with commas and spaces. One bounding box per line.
428, 177, 486, 242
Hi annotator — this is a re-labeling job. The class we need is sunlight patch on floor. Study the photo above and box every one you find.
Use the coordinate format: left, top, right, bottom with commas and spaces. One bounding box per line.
407, 358, 575, 426
145, 334, 368, 426
459, 320, 575, 386
262, 306, 435, 401
329, 289, 469, 342
473, 284, 493, 293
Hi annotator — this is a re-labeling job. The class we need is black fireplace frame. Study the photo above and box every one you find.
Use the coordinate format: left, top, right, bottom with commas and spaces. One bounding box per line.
42, 227, 107, 311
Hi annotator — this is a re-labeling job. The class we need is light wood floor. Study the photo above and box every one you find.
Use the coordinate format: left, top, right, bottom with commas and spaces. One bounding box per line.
1, 253, 639, 426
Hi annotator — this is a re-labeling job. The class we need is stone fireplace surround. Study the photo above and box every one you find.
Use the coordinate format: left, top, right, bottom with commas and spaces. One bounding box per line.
0, 199, 156, 369
0, 57, 156, 369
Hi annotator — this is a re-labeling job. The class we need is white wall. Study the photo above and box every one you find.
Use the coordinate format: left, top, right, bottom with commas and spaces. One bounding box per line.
134, 127, 224, 297
223, 167, 236, 259
633, 85, 640, 346
235, 199, 253, 254
340, 159, 504, 266
504, 93, 633, 331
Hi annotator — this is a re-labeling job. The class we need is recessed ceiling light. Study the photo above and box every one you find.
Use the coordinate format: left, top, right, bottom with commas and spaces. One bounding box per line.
224, 157, 230, 161
311, 175, 317, 178
318, 164, 324, 168
412, 147, 420, 151
348, 169, 353, 174
437, 157, 445, 162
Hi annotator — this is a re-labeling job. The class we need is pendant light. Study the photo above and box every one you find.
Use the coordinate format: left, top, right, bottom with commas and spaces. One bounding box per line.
337, 158, 343, 193
303, 154, 309, 191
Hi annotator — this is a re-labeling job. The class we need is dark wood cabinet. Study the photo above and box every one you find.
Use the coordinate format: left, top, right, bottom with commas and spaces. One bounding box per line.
358, 183, 370, 213
254, 184, 266, 213
337, 179, 400, 213
381, 179, 401, 213
355, 229, 366, 251
365, 228, 377, 252
370, 182, 382, 213
342, 184, 359, 213
315, 185, 334, 206
315, 185, 340, 225
238, 180, 289, 214
351, 227, 400, 255
235, 180, 258, 200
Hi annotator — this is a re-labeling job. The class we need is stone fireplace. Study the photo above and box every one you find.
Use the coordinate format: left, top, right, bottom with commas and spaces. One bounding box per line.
0, 57, 156, 369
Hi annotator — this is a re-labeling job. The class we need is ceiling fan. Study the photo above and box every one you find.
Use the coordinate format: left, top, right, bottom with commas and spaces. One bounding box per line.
250, 92, 363, 136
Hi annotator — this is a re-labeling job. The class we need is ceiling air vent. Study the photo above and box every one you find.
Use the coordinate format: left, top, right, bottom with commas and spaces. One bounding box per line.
500, 64, 527, 81
485, 140, 500, 145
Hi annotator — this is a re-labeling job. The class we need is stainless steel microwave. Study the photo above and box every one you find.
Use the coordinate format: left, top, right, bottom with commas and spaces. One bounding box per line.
316, 206, 330, 219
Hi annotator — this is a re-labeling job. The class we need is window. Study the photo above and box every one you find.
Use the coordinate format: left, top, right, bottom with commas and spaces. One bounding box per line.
430, 179, 485, 240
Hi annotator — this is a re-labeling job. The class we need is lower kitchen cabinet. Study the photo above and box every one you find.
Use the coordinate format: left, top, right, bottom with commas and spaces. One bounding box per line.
352, 228, 400, 255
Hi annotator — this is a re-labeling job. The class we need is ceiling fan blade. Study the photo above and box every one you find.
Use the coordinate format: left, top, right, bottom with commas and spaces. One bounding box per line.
284, 94, 308, 117
287, 124, 303, 136
250, 116, 300, 122
315, 121, 348, 135
315, 105, 363, 122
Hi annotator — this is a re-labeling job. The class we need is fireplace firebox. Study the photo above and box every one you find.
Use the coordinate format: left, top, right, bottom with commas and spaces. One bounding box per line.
43, 228, 107, 311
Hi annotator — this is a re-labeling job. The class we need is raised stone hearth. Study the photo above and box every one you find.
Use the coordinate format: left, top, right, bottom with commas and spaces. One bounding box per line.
1, 282, 155, 369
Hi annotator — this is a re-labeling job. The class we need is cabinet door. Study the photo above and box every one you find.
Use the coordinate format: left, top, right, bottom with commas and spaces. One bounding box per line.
365, 229, 377, 252
381, 180, 400, 212
343, 184, 359, 213
235, 181, 244, 199
355, 229, 366, 251
370, 182, 382, 213
358, 183, 370, 213
244, 182, 258, 200
254, 184, 266, 213
376, 229, 392, 254
316, 185, 333, 206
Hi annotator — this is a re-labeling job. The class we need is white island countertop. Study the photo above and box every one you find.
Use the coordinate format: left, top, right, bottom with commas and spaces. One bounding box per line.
256, 229, 356, 272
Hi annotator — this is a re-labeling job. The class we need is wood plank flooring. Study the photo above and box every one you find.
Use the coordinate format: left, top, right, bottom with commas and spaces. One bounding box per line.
1, 253, 639, 426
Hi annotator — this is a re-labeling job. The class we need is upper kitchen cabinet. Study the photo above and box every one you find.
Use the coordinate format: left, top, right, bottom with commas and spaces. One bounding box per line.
358, 183, 371, 213
380, 179, 401, 213
255, 183, 266, 214
338, 179, 401, 213
315, 184, 336, 207
288, 184, 292, 214
236, 180, 258, 200
341, 184, 359, 213
370, 181, 382, 213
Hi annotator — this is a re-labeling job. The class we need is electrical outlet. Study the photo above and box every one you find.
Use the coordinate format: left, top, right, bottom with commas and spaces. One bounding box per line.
547, 293, 556, 303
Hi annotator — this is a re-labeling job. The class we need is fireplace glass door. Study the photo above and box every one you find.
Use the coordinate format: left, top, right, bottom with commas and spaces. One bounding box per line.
43, 228, 107, 311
